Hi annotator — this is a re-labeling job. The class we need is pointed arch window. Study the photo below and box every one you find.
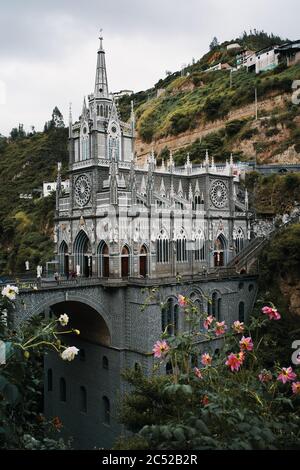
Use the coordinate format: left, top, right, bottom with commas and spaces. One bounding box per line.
211, 292, 221, 321
193, 195, 201, 210
121, 245, 130, 277
97, 241, 109, 278
81, 124, 89, 161
156, 229, 170, 263
195, 230, 205, 261
176, 228, 187, 262
234, 228, 245, 253
162, 298, 179, 336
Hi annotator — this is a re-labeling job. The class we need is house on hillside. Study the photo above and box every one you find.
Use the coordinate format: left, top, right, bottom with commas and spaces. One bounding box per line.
43, 180, 70, 197
236, 49, 255, 69
275, 40, 300, 67
246, 45, 280, 73
205, 62, 232, 73
227, 43, 241, 51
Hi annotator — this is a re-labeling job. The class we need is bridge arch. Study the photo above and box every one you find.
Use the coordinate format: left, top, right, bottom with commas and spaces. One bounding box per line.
16, 290, 112, 346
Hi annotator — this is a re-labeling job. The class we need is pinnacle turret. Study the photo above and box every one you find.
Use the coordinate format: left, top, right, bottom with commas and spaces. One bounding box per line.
95, 32, 109, 98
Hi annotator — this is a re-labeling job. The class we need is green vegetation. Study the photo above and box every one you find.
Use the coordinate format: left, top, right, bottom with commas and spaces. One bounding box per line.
117, 30, 297, 155
259, 223, 300, 297
134, 64, 299, 144
245, 172, 300, 215
116, 289, 300, 450
0, 291, 80, 449
0, 112, 68, 274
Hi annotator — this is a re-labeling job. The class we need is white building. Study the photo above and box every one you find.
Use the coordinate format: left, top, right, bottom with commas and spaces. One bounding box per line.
246, 46, 279, 74
43, 180, 70, 197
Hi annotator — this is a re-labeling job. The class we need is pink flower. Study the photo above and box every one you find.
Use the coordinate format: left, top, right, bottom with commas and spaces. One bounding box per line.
258, 369, 273, 383
201, 353, 212, 366
232, 320, 244, 334
225, 352, 245, 372
292, 382, 300, 395
152, 340, 170, 358
215, 321, 227, 336
178, 295, 187, 307
194, 367, 203, 379
262, 306, 281, 320
203, 315, 214, 330
239, 336, 254, 351
277, 367, 297, 384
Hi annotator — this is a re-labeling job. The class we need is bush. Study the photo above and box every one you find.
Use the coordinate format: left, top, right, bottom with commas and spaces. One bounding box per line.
117, 290, 300, 450
225, 119, 246, 137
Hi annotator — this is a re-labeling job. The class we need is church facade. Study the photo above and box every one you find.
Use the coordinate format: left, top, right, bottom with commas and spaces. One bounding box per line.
45, 36, 258, 449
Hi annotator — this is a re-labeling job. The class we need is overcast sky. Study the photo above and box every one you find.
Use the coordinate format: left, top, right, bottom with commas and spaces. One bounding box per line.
0, 0, 299, 136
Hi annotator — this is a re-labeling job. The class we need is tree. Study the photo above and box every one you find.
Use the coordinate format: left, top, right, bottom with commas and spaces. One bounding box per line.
10, 124, 26, 141
51, 107, 64, 128
44, 107, 65, 132
209, 36, 219, 51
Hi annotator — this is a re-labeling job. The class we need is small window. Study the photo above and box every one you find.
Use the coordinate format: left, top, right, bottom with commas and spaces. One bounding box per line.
60, 377, 66, 402
239, 301, 245, 323
134, 362, 142, 372
102, 396, 110, 424
248, 284, 254, 292
47, 369, 53, 392
80, 386, 87, 413
166, 362, 173, 375
238, 282, 244, 290
102, 356, 109, 370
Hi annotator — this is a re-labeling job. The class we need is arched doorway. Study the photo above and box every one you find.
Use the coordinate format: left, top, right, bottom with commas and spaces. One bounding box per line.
74, 230, 92, 278
59, 241, 69, 277
139, 245, 148, 277
37, 299, 114, 449
121, 245, 130, 278
214, 234, 227, 267
97, 241, 109, 278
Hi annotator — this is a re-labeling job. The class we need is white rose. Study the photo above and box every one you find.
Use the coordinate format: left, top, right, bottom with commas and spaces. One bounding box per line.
58, 314, 69, 326
1, 285, 19, 301
61, 346, 79, 361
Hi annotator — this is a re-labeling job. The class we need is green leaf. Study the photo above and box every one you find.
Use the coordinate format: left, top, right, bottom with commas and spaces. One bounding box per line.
3, 383, 20, 405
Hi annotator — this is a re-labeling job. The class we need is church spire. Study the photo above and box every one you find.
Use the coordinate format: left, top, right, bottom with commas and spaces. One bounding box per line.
95, 30, 109, 99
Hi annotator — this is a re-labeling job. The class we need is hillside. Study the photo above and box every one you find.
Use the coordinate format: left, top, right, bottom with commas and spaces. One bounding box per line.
0, 126, 68, 275
0, 31, 300, 275
118, 31, 300, 165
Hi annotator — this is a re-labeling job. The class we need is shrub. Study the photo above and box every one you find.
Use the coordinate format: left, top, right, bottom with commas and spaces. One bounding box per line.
117, 290, 300, 450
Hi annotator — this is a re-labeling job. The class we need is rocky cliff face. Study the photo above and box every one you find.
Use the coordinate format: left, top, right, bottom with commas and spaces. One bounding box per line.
136, 91, 300, 165
280, 277, 300, 317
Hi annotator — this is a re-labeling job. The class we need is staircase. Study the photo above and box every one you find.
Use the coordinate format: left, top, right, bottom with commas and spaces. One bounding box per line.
227, 237, 266, 273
